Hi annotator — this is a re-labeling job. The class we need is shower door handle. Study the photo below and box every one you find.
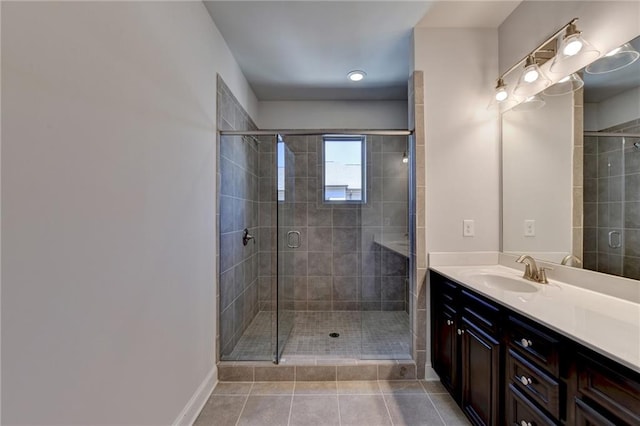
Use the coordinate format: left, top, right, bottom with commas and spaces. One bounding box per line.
608, 230, 622, 249
287, 231, 301, 248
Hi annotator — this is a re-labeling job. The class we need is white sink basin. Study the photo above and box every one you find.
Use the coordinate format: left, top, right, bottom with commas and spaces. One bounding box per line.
462, 272, 538, 293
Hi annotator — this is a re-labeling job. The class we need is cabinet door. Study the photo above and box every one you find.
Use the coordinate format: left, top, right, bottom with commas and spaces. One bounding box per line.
461, 318, 500, 426
434, 306, 458, 396
575, 398, 617, 426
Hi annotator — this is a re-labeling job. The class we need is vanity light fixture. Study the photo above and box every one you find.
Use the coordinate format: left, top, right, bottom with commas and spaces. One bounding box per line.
490, 18, 598, 111
513, 55, 551, 97
585, 42, 639, 74
348, 70, 366, 82
512, 94, 546, 112
549, 20, 599, 74
543, 73, 584, 96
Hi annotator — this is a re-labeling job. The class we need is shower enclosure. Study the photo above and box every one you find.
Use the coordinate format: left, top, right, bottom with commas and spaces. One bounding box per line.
583, 130, 640, 280
218, 131, 413, 363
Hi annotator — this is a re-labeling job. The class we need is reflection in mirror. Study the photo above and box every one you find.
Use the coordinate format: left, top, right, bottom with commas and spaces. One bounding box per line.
502, 95, 574, 263
582, 35, 640, 279
501, 34, 640, 281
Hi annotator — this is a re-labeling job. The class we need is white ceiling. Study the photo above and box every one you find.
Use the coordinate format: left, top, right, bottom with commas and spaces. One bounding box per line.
415, 1, 520, 28
204, 1, 522, 101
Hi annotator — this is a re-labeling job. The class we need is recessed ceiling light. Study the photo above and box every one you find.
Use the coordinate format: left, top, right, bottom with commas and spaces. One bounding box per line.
348, 70, 366, 82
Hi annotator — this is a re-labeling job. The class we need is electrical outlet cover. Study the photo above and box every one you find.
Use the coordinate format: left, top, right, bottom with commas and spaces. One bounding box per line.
463, 219, 475, 237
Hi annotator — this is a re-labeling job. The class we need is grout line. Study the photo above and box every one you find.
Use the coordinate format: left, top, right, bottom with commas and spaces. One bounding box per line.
425, 392, 447, 426
380, 390, 396, 426
286, 391, 295, 426
234, 382, 254, 426
336, 389, 343, 426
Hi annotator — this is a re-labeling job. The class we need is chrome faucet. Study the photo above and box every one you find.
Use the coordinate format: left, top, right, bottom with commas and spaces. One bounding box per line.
515, 255, 551, 284
561, 254, 582, 267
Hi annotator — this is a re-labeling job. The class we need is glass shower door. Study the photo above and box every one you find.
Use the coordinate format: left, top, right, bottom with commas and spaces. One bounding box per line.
275, 136, 296, 362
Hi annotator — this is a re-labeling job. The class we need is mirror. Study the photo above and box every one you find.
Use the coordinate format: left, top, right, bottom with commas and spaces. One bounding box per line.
501, 34, 640, 280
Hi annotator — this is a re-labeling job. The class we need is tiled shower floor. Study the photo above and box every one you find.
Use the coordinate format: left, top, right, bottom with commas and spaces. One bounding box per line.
226, 311, 411, 362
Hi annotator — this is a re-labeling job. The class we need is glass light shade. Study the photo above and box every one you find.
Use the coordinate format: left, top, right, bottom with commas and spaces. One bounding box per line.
513, 94, 546, 112
487, 96, 518, 112
488, 79, 521, 111
563, 34, 584, 56
585, 43, 640, 74
495, 87, 508, 102
549, 31, 600, 75
543, 73, 584, 96
494, 78, 509, 102
513, 58, 551, 97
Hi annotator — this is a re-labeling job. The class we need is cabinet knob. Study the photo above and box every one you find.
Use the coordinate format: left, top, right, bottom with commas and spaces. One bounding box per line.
457, 329, 465, 335
520, 338, 532, 348
519, 375, 532, 386
446, 320, 453, 326
520, 421, 532, 426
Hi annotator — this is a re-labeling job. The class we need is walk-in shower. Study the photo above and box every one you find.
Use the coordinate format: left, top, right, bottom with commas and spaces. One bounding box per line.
218, 130, 414, 364
583, 130, 640, 279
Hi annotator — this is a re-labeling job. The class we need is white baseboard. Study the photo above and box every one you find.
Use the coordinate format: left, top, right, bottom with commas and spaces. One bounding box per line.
173, 366, 218, 426
423, 364, 440, 380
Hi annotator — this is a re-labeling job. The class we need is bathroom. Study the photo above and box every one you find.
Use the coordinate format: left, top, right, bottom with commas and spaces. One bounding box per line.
212, 0, 640, 423
2, 1, 639, 425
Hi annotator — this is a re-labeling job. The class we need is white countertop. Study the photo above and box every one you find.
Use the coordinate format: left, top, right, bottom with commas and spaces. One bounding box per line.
430, 264, 640, 374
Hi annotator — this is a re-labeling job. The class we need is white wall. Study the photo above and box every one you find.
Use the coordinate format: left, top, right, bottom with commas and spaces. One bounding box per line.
1, 2, 256, 424
502, 95, 574, 261
258, 100, 408, 130
584, 102, 600, 132
414, 28, 500, 253
585, 87, 640, 132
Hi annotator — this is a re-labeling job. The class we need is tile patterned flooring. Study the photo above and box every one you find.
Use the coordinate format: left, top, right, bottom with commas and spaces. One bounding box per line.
227, 311, 411, 362
194, 380, 470, 426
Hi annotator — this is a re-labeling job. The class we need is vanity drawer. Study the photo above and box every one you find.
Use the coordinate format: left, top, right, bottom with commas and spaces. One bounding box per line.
508, 349, 560, 419
507, 315, 560, 376
507, 384, 556, 426
461, 289, 500, 336
576, 353, 640, 426
433, 275, 458, 303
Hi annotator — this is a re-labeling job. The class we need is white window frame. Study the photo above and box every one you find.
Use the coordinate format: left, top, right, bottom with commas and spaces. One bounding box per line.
322, 135, 366, 204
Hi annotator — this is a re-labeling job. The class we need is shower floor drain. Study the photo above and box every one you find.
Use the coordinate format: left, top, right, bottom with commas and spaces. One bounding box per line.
329, 332, 340, 338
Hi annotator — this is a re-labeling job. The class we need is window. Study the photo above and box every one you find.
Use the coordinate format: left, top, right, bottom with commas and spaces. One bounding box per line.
323, 136, 366, 203
277, 141, 285, 201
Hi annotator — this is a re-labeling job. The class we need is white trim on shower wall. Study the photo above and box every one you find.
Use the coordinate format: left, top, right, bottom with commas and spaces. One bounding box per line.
172, 366, 217, 426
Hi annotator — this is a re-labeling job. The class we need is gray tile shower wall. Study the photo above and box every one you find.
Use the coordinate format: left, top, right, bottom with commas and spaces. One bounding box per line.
217, 76, 262, 358
257, 135, 409, 312
583, 118, 640, 279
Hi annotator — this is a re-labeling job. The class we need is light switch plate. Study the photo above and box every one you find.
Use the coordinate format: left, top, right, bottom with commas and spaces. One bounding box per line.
463, 220, 475, 237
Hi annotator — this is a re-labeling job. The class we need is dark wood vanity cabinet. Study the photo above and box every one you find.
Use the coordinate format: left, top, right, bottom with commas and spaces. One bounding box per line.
431, 275, 502, 426
570, 351, 640, 425
430, 270, 640, 426
432, 279, 459, 397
